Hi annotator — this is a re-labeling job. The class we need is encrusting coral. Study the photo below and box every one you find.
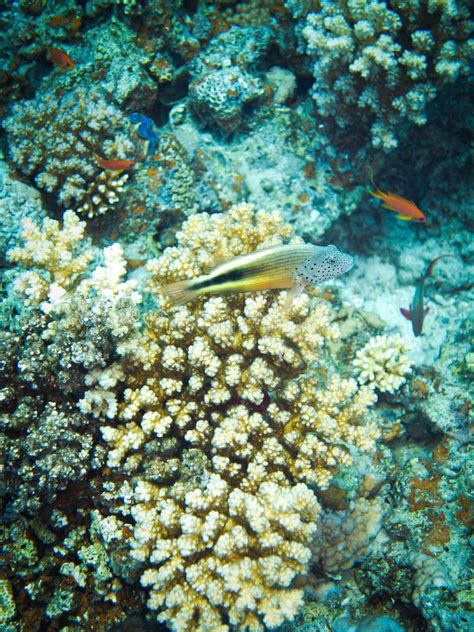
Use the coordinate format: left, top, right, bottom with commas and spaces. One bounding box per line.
312, 497, 386, 573
6, 203, 384, 630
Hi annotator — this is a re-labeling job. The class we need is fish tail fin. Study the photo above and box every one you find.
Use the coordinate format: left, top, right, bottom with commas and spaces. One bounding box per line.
160, 280, 200, 306
425, 254, 456, 278
370, 189, 384, 200
369, 170, 377, 189
369, 171, 384, 195
400, 307, 412, 321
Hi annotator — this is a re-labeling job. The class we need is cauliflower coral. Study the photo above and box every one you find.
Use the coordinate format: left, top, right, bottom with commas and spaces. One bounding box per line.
99, 203, 380, 630
354, 333, 413, 392
8, 203, 384, 631
295, 0, 473, 149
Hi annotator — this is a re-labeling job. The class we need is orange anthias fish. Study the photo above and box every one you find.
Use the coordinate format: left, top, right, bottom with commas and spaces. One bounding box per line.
48, 47, 75, 71
94, 155, 136, 171
370, 175, 427, 223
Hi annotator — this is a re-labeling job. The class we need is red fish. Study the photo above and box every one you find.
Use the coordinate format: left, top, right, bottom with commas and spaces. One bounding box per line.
370, 175, 427, 223
49, 47, 75, 71
94, 155, 136, 171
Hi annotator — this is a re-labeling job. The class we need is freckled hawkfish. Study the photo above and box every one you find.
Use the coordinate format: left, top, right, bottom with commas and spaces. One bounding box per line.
161, 243, 354, 306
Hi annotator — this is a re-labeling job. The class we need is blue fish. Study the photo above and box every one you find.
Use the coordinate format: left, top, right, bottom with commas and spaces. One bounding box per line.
400, 255, 455, 336
129, 113, 158, 156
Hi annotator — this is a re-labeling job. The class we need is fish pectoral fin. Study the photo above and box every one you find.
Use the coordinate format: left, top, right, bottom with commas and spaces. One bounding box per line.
396, 214, 413, 221
283, 284, 305, 311
400, 307, 412, 321
381, 203, 395, 210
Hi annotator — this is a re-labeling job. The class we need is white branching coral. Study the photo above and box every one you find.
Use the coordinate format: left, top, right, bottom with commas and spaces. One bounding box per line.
354, 333, 413, 393
8, 211, 142, 388
8, 210, 93, 302
138, 478, 319, 631
295, 0, 474, 149
99, 203, 381, 630
9, 212, 141, 322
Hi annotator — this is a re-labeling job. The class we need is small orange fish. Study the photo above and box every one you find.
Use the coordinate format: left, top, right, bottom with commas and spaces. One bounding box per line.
49, 47, 75, 72
369, 175, 427, 223
94, 155, 136, 171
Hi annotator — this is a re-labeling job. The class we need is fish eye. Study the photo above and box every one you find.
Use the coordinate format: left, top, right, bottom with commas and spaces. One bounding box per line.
328, 258, 336, 264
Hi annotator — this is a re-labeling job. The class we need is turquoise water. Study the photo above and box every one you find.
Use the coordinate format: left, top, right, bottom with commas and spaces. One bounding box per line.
0, 2, 472, 631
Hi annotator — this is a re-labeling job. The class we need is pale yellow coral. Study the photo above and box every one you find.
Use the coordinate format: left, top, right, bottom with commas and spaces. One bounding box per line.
8, 210, 93, 304
354, 333, 413, 393
136, 477, 318, 632
99, 203, 381, 630
11, 215, 141, 345
8, 203, 384, 630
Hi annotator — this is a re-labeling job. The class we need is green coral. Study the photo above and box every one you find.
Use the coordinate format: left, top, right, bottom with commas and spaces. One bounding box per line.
0, 580, 16, 625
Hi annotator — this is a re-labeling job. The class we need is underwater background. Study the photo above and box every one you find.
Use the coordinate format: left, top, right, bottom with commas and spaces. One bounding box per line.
0, 1, 472, 631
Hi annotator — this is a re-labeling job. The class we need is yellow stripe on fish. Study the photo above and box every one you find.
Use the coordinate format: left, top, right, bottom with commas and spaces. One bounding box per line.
161, 243, 353, 306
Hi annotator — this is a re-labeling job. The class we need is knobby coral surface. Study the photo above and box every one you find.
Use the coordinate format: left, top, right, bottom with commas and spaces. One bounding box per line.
6, 203, 382, 630
294, 0, 473, 150
4, 211, 141, 512
98, 203, 380, 630
354, 333, 413, 393
3, 86, 135, 213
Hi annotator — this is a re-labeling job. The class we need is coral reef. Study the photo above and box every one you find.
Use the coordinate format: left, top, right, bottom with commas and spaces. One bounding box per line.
312, 498, 386, 573
98, 202, 380, 630
0, 157, 45, 261
410, 552, 454, 607
189, 65, 264, 132
3, 86, 135, 211
2, 211, 141, 513
1, 0, 472, 630
1, 201, 388, 630
291, 0, 474, 150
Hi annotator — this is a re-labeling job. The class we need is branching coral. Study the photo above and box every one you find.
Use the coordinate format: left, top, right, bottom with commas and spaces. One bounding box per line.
3, 211, 141, 512
293, 0, 473, 149
98, 203, 380, 630
5, 203, 388, 629
9, 211, 142, 386
354, 334, 412, 393
3, 86, 135, 212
